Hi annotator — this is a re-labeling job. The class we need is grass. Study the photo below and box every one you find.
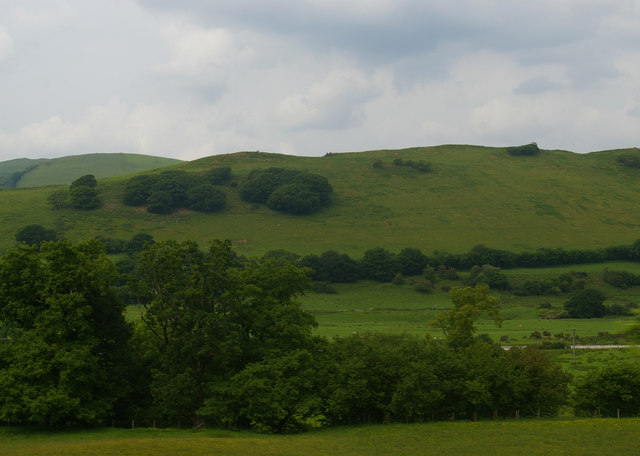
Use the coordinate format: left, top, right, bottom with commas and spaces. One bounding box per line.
2, 418, 640, 456
13, 153, 181, 188
3, 145, 640, 255
298, 263, 640, 342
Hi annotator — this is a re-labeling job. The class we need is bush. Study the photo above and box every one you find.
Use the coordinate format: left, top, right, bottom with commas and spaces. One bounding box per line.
47, 188, 71, 209
506, 142, 540, 156
240, 168, 332, 214
603, 269, 640, 288
70, 174, 97, 188
267, 183, 323, 215
413, 279, 433, 293
186, 184, 226, 213
70, 186, 101, 209
574, 363, 640, 417
392, 273, 405, 285
616, 155, 640, 169
564, 289, 607, 318
397, 247, 428, 276
146, 191, 175, 214
123, 175, 157, 206
205, 167, 232, 184
15, 224, 57, 245
361, 247, 399, 282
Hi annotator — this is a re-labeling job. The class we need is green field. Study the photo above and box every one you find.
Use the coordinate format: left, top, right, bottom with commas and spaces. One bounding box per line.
3, 418, 639, 456
3, 145, 640, 256
296, 262, 640, 341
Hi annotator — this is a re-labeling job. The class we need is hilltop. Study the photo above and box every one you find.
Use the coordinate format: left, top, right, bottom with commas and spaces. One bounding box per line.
1, 144, 640, 256
0, 153, 182, 189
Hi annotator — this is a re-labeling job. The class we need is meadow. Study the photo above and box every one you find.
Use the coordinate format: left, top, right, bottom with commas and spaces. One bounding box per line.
2, 418, 639, 456
297, 261, 640, 342
3, 145, 640, 256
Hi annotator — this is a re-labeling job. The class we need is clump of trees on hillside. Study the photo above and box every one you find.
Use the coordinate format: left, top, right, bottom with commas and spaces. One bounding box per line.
616, 154, 640, 169
239, 167, 333, 215
506, 143, 540, 156
122, 168, 231, 214
47, 174, 101, 210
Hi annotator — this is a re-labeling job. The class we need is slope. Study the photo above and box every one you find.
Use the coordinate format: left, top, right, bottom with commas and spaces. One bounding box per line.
1, 145, 640, 256
0, 153, 182, 188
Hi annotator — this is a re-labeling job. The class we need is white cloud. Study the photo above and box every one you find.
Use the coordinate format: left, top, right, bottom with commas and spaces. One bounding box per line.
158, 22, 255, 77
276, 67, 387, 130
0, 26, 12, 63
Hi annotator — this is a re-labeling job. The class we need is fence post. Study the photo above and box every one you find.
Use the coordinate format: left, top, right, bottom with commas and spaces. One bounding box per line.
131, 419, 135, 429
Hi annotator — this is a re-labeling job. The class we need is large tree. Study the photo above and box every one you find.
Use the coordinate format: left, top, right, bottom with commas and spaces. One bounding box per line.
129, 239, 316, 425
0, 240, 132, 426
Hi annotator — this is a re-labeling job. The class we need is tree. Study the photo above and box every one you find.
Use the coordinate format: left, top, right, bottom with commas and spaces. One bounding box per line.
128, 240, 316, 425
122, 175, 157, 206
47, 188, 71, 209
70, 185, 101, 209
15, 224, 57, 246
0, 240, 132, 426
205, 167, 232, 184
70, 174, 97, 189
361, 247, 399, 282
432, 284, 503, 350
574, 363, 640, 417
564, 289, 607, 318
397, 247, 428, 276
186, 184, 226, 213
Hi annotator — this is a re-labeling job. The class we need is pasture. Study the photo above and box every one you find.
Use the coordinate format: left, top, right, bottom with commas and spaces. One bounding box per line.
2, 418, 639, 456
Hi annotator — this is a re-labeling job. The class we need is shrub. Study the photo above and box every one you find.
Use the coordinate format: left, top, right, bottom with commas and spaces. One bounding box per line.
15, 224, 57, 245
70, 174, 97, 188
146, 191, 175, 214
413, 279, 433, 293
361, 247, 399, 282
574, 363, 640, 417
205, 167, 232, 184
123, 175, 157, 206
564, 289, 607, 318
70, 185, 101, 209
617, 154, 640, 169
392, 273, 405, 285
506, 142, 540, 156
47, 188, 71, 209
397, 247, 428, 276
267, 183, 323, 215
186, 184, 226, 213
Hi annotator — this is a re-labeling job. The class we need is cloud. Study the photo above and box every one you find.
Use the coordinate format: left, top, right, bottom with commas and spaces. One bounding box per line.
0, 26, 12, 63
514, 77, 567, 95
276, 67, 387, 130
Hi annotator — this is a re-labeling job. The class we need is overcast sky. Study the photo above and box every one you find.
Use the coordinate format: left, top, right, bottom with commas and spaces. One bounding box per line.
0, 0, 639, 161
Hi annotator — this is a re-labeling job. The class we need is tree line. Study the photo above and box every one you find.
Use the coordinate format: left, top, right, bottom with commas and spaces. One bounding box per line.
1, 239, 639, 431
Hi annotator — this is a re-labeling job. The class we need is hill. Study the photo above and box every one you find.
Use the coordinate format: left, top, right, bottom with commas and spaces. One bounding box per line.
0, 153, 182, 189
1, 145, 640, 256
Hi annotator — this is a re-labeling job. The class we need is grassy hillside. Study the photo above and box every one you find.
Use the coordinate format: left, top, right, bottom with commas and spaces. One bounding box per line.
2, 145, 640, 256
3, 418, 640, 456
0, 153, 181, 188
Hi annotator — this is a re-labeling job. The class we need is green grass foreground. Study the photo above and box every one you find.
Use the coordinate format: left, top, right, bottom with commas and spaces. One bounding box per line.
2, 419, 639, 456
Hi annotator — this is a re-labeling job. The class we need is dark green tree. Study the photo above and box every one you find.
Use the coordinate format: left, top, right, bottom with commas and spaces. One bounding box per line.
15, 224, 57, 246
564, 289, 607, 318
397, 247, 428, 276
129, 240, 315, 425
573, 363, 640, 417
186, 184, 226, 213
70, 186, 101, 209
361, 247, 399, 282
70, 174, 97, 188
0, 240, 132, 426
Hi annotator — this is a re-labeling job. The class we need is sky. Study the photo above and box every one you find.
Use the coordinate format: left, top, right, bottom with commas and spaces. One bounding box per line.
0, 0, 639, 161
